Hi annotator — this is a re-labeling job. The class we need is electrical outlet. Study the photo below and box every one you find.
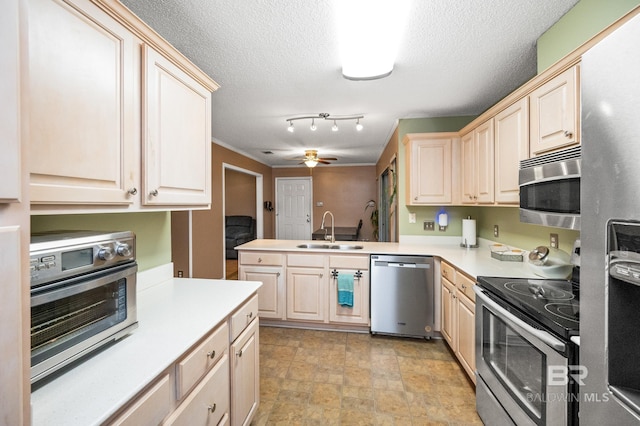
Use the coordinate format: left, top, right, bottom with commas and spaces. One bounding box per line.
409, 213, 416, 224
550, 233, 559, 249
177, 270, 184, 278
494, 225, 499, 238
424, 221, 435, 231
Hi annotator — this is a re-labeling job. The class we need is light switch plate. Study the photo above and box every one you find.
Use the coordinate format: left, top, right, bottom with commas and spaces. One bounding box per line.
550, 233, 559, 248
409, 213, 416, 223
424, 221, 435, 231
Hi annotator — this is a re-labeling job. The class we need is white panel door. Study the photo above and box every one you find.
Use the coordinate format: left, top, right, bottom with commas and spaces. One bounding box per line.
275, 177, 312, 240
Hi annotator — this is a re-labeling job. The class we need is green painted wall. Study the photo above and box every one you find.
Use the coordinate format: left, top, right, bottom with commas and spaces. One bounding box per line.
31, 212, 172, 272
537, 0, 640, 72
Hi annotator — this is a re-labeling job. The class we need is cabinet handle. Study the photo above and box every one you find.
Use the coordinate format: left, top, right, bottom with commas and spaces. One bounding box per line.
452, 294, 457, 299
276, 272, 280, 277
473, 195, 478, 200
320, 273, 323, 278
127, 187, 137, 195
564, 130, 573, 138
150, 189, 158, 197
258, 257, 262, 263
206, 350, 216, 359
414, 196, 418, 201
237, 349, 243, 357
461, 284, 466, 290
208, 403, 217, 413
247, 312, 253, 320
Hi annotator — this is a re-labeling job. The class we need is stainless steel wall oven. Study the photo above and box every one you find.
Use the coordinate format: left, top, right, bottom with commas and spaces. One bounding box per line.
475, 269, 580, 425
30, 231, 138, 384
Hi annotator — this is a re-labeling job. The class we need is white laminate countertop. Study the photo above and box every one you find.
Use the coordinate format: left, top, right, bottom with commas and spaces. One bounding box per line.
236, 238, 540, 280
31, 271, 262, 426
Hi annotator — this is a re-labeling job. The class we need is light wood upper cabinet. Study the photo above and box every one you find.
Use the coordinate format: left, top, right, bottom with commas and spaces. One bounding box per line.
461, 119, 494, 204
0, 0, 21, 203
25, 0, 217, 211
142, 46, 211, 206
27, 0, 137, 206
494, 98, 529, 204
404, 133, 457, 205
529, 65, 580, 156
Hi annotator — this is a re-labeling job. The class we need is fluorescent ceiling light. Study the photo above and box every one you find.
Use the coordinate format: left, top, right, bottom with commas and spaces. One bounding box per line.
335, 0, 410, 80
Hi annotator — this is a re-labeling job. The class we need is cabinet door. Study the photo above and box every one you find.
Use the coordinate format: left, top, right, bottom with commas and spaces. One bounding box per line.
460, 131, 475, 204
240, 266, 284, 320
0, 0, 20, 202
529, 66, 579, 156
441, 277, 456, 350
143, 45, 211, 206
456, 294, 476, 384
475, 119, 495, 204
112, 374, 172, 426
167, 355, 230, 426
230, 319, 259, 426
27, 0, 137, 205
495, 98, 529, 204
286, 267, 326, 322
329, 269, 370, 325
408, 136, 452, 204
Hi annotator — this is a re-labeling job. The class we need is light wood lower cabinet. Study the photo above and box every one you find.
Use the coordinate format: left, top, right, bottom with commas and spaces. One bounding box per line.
239, 250, 370, 327
230, 318, 259, 426
166, 355, 230, 426
440, 261, 476, 384
106, 294, 259, 426
239, 252, 285, 320
328, 255, 370, 325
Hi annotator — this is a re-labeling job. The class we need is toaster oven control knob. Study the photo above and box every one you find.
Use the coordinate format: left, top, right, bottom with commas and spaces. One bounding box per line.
115, 243, 132, 257
98, 246, 115, 261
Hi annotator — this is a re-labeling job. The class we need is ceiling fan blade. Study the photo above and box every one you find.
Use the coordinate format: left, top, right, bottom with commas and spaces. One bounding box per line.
318, 160, 331, 164
318, 157, 337, 161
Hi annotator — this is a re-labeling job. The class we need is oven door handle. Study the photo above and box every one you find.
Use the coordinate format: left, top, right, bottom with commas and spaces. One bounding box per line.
474, 286, 566, 352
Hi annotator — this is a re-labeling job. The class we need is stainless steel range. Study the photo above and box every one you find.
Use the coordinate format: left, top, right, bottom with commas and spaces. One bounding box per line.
474, 259, 580, 425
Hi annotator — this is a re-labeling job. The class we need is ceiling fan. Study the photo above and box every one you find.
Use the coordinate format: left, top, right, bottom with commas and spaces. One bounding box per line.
296, 149, 337, 167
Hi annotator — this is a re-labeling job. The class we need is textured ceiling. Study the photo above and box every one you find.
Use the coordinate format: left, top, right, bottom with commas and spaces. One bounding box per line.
121, 0, 579, 167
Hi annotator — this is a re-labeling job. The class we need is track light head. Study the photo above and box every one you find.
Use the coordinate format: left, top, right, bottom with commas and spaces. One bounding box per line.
356, 118, 363, 131
310, 119, 317, 131
287, 121, 294, 133
332, 120, 339, 132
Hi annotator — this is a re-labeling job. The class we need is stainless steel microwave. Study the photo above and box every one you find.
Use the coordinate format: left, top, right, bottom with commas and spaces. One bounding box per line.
519, 146, 581, 230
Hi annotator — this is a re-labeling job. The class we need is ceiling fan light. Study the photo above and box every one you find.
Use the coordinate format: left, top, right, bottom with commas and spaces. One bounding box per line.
304, 159, 318, 168
287, 121, 295, 132
356, 119, 363, 131
310, 119, 317, 131
332, 120, 339, 132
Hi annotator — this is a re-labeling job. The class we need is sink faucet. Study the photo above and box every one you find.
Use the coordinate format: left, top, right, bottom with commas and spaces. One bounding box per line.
321, 211, 335, 243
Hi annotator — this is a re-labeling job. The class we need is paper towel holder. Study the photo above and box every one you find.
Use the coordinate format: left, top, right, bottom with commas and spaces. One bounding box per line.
460, 215, 479, 248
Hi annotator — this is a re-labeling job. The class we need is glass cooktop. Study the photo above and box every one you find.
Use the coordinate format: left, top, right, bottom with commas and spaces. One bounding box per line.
477, 275, 580, 339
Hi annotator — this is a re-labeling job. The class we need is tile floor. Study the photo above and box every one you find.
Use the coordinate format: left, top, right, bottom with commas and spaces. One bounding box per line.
252, 325, 482, 425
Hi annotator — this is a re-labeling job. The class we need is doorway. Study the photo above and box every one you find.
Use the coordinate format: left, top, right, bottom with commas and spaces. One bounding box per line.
222, 163, 263, 278
275, 177, 313, 240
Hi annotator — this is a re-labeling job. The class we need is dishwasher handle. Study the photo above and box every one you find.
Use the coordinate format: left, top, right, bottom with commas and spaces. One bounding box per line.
374, 261, 430, 269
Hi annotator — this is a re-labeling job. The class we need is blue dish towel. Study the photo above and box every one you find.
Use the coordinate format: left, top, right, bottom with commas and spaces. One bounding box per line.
337, 273, 354, 307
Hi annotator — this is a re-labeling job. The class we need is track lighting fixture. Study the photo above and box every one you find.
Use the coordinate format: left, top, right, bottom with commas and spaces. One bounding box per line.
284, 113, 364, 133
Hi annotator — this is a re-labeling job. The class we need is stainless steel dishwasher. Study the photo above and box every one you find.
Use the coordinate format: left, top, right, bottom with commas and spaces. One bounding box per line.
370, 254, 434, 338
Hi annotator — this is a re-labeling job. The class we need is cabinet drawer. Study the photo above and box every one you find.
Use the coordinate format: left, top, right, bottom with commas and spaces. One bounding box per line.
456, 272, 476, 302
441, 261, 456, 282
166, 354, 230, 426
230, 294, 259, 342
329, 255, 369, 270
176, 322, 229, 400
288, 253, 326, 268
111, 374, 172, 426
239, 252, 283, 266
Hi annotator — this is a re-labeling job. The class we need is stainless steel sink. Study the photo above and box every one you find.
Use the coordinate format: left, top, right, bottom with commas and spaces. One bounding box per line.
296, 243, 363, 250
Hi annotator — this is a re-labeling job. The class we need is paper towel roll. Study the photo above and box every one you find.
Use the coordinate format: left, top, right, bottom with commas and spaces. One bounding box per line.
462, 219, 477, 247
